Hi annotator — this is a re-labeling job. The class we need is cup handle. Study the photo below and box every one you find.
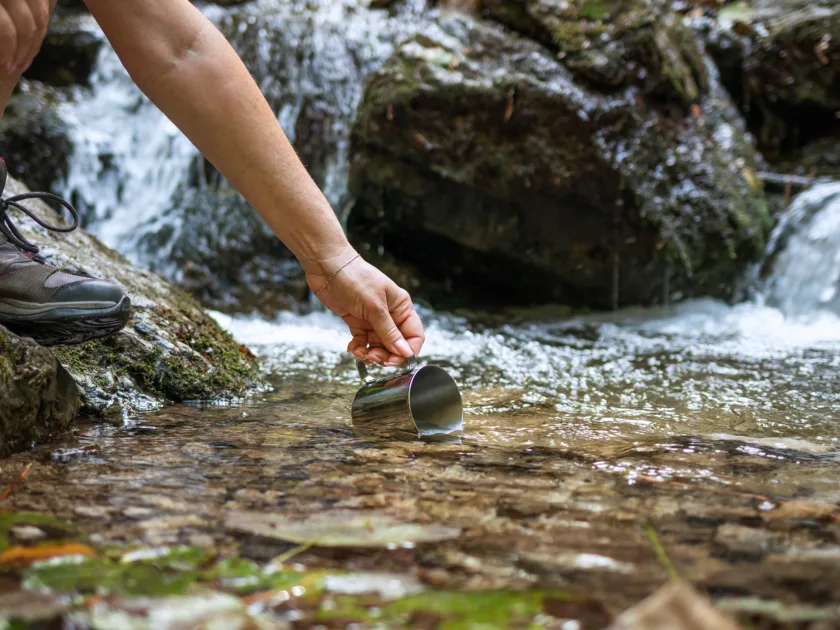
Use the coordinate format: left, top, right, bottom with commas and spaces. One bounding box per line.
356, 354, 418, 384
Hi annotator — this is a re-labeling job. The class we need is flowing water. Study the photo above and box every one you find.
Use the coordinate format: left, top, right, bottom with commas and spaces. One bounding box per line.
5, 2, 840, 628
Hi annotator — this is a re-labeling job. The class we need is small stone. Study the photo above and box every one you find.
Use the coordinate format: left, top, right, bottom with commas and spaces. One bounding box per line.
9, 525, 46, 542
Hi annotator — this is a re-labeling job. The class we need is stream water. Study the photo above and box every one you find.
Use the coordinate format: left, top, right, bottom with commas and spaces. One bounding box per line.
3, 2, 840, 628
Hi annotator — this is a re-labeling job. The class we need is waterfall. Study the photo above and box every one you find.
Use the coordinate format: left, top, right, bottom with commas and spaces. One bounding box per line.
57, 0, 429, 292
758, 182, 840, 317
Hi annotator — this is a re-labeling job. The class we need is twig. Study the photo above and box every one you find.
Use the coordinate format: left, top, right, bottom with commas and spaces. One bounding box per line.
644, 522, 679, 581
268, 541, 314, 567
0, 464, 32, 502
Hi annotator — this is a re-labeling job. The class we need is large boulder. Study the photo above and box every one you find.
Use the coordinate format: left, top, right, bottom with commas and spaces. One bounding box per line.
691, 0, 840, 164
347, 2, 771, 309
5, 176, 264, 416
0, 326, 79, 456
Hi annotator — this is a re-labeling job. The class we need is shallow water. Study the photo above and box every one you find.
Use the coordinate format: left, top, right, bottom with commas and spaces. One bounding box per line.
3, 299, 840, 627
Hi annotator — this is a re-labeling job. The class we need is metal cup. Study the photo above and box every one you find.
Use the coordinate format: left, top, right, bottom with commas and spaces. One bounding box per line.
351, 355, 463, 439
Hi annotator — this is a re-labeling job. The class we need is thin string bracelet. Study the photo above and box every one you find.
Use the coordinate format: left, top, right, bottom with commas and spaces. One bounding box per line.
314, 253, 362, 295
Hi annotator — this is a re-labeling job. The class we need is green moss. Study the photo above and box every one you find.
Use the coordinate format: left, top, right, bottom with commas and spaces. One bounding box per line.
578, 0, 617, 21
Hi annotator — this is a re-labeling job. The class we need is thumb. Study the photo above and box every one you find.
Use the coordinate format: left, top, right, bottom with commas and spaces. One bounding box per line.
370, 306, 414, 358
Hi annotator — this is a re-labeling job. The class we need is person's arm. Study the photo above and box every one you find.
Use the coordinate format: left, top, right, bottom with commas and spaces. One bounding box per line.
83, 0, 423, 366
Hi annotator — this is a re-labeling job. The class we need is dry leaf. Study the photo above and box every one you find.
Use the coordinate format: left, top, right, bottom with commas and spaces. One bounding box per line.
609, 580, 741, 630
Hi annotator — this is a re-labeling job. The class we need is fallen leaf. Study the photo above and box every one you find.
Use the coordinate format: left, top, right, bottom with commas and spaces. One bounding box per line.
0, 543, 96, 567
609, 580, 740, 630
690, 104, 702, 118
225, 510, 461, 548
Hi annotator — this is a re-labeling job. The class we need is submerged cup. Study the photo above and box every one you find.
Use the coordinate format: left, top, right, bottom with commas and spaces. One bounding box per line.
351, 355, 463, 439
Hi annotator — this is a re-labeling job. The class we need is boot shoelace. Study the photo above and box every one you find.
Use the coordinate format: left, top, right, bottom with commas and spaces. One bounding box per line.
0, 191, 79, 260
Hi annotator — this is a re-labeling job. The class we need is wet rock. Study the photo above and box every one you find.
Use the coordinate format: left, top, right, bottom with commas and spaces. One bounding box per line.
693, 0, 840, 161
0, 326, 79, 456
24, 13, 103, 87
714, 524, 774, 559
348, 4, 771, 309
4, 175, 264, 415
0, 82, 71, 193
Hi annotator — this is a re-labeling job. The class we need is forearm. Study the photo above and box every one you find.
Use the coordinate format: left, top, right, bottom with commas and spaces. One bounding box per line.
83, 0, 351, 273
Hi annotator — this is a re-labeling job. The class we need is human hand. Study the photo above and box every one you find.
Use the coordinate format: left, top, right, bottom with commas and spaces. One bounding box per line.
0, 0, 52, 75
306, 249, 425, 367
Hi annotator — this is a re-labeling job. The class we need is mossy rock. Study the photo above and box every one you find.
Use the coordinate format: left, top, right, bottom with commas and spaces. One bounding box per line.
347, 8, 770, 309
479, 0, 708, 105
4, 176, 265, 415
0, 326, 79, 456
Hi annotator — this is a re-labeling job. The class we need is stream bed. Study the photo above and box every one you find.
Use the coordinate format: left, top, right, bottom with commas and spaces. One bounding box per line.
1, 299, 840, 628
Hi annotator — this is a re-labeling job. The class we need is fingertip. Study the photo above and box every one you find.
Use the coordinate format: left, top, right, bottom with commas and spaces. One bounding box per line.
395, 338, 413, 358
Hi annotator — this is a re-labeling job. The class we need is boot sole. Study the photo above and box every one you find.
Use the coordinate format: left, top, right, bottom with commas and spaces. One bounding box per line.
0, 295, 132, 347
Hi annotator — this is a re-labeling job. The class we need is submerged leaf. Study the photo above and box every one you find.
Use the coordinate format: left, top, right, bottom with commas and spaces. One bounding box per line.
0, 543, 96, 567
224, 510, 461, 547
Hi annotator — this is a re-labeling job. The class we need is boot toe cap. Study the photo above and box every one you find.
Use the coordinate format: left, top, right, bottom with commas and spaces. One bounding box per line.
52, 279, 126, 305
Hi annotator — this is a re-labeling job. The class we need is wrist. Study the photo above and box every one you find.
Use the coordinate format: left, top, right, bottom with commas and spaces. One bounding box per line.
298, 242, 358, 277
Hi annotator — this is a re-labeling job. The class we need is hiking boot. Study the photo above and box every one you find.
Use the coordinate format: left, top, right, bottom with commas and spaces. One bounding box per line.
0, 159, 131, 346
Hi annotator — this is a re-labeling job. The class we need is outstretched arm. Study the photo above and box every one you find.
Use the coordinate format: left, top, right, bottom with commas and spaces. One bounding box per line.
83, 0, 423, 366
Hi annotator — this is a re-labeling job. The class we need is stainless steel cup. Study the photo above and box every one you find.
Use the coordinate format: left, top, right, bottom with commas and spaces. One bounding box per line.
351, 355, 463, 439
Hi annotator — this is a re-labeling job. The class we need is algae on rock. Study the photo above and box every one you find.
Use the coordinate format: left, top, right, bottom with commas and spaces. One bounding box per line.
3, 176, 264, 415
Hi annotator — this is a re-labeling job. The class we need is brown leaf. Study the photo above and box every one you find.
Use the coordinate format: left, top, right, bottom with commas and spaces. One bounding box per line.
609, 580, 740, 630
239, 345, 256, 359
0, 543, 96, 568
386, 103, 394, 122
690, 104, 702, 119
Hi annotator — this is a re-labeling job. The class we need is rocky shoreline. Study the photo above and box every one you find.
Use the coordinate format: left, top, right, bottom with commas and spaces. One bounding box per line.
0, 176, 265, 442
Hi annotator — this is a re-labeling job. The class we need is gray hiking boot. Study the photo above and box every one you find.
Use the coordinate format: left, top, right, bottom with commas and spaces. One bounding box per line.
0, 159, 131, 346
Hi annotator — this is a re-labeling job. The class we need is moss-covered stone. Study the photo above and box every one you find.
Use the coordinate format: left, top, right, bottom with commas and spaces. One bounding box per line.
479, 0, 708, 104
4, 176, 265, 416
0, 327, 79, 456
347, 7, 770, 309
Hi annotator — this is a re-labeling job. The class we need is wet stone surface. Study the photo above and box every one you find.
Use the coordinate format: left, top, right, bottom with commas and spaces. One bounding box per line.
1, 304, 840, 628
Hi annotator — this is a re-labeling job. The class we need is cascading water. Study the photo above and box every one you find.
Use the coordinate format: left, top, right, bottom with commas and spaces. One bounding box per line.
57, 0, 429, 308
758, 182, 840, 317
